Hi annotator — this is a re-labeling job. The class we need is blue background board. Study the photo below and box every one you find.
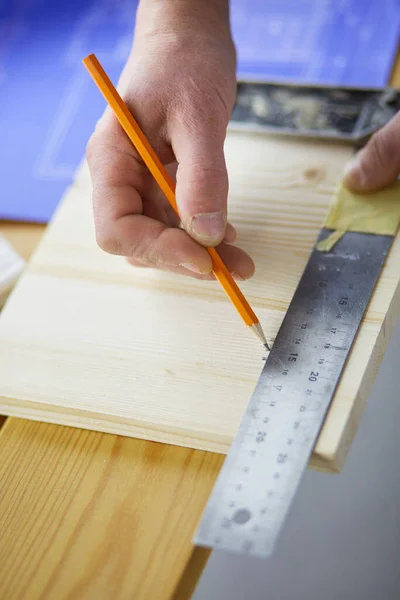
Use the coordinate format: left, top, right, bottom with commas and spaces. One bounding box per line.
231, 0, 400, 85
0, 0, 399, 222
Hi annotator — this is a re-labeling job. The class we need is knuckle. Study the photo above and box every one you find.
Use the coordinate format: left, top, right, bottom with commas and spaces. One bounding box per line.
181, 161, 228, 195
173, 83, 231, 139
187, 101, 228, 137
131, 238, 156, 266
129, 228, 168, 268
86, 128, 107, 166
86, 114, 119, 164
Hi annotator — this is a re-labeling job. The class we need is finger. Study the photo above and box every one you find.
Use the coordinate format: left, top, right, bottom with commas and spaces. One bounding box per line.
128, 240, 254, 280
217, 242, 255, 279
104, 212, 213, 274
87, 131, 212, 274
171, 118, 229, 247
343, 111, 400, 192
126, 257, 215, 280
224, 222, 237, 243
102, 207, 213, 274
134, 160, 181, 227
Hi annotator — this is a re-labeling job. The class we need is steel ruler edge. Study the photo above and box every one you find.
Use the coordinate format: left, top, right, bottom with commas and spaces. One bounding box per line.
194, 228, 393, 558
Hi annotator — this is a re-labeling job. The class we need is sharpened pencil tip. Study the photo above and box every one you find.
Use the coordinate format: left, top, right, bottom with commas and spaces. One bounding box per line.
250, 322, 270, 349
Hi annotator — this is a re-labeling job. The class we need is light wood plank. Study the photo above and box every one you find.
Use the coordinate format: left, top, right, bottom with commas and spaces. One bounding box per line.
0, 222, 44, 261
0, 418, 222, 600
1, 133, 399, 470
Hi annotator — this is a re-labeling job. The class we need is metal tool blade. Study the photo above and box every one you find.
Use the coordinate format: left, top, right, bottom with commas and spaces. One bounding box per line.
194, 229, 393, 558
229, 84, 400, 144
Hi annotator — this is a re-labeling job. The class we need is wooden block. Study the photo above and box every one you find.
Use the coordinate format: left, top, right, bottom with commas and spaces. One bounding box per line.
0, 418, 222, 599
0, 134, 399, 471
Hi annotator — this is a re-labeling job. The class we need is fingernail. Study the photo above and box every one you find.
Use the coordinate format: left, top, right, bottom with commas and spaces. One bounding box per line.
180, 262, 203, 274
190, 212, 226, 244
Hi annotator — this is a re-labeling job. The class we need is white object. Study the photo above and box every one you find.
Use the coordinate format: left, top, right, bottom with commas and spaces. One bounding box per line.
0, 236, 24, 307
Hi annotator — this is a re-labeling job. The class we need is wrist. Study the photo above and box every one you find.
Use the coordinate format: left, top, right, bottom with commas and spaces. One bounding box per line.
136, 0, 232, 42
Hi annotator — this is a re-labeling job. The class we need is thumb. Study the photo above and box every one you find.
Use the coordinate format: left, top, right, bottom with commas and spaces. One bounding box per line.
172, 121, 228, 246
343, 111, 400, 192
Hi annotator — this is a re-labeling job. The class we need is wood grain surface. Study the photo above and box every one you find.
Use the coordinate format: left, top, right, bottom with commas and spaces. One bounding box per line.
0, 418, 222, 600
0, 222, 44, 261
1, 133, 400, 470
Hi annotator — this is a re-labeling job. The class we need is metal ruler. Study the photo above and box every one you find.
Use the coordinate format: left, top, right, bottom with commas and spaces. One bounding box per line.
195, 229, 393, 558
229, 83, 400, 144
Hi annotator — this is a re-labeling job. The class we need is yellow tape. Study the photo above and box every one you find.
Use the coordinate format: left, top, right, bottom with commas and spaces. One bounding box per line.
317, 181, 400, 252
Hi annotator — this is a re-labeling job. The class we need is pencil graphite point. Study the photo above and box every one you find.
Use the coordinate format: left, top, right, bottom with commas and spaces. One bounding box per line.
251, 322, 270, 349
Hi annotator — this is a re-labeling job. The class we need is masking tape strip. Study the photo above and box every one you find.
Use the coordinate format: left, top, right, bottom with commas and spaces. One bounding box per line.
317, 181, 400, 252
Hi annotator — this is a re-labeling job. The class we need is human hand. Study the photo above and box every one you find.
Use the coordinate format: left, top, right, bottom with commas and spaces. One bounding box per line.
344, 110, 400, 192
87, 0, 255, 280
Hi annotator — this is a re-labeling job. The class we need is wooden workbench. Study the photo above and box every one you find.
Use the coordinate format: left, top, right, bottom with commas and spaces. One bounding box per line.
1, 54, 399, 599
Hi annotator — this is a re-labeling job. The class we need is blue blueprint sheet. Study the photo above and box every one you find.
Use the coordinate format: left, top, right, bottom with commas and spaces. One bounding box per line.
0, 0, 399, 222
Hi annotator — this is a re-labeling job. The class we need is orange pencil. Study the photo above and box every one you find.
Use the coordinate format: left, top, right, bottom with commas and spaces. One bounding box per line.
83, 53, 269, 348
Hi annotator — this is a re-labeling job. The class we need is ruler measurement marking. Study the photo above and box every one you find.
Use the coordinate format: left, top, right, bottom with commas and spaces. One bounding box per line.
195, 230, 393, 558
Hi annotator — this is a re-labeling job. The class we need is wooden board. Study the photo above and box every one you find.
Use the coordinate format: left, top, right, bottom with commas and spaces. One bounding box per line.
0, 134, 399, 471
0, 222, 44, 261
0, 418, 222, 600
0, 223, 215, 600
